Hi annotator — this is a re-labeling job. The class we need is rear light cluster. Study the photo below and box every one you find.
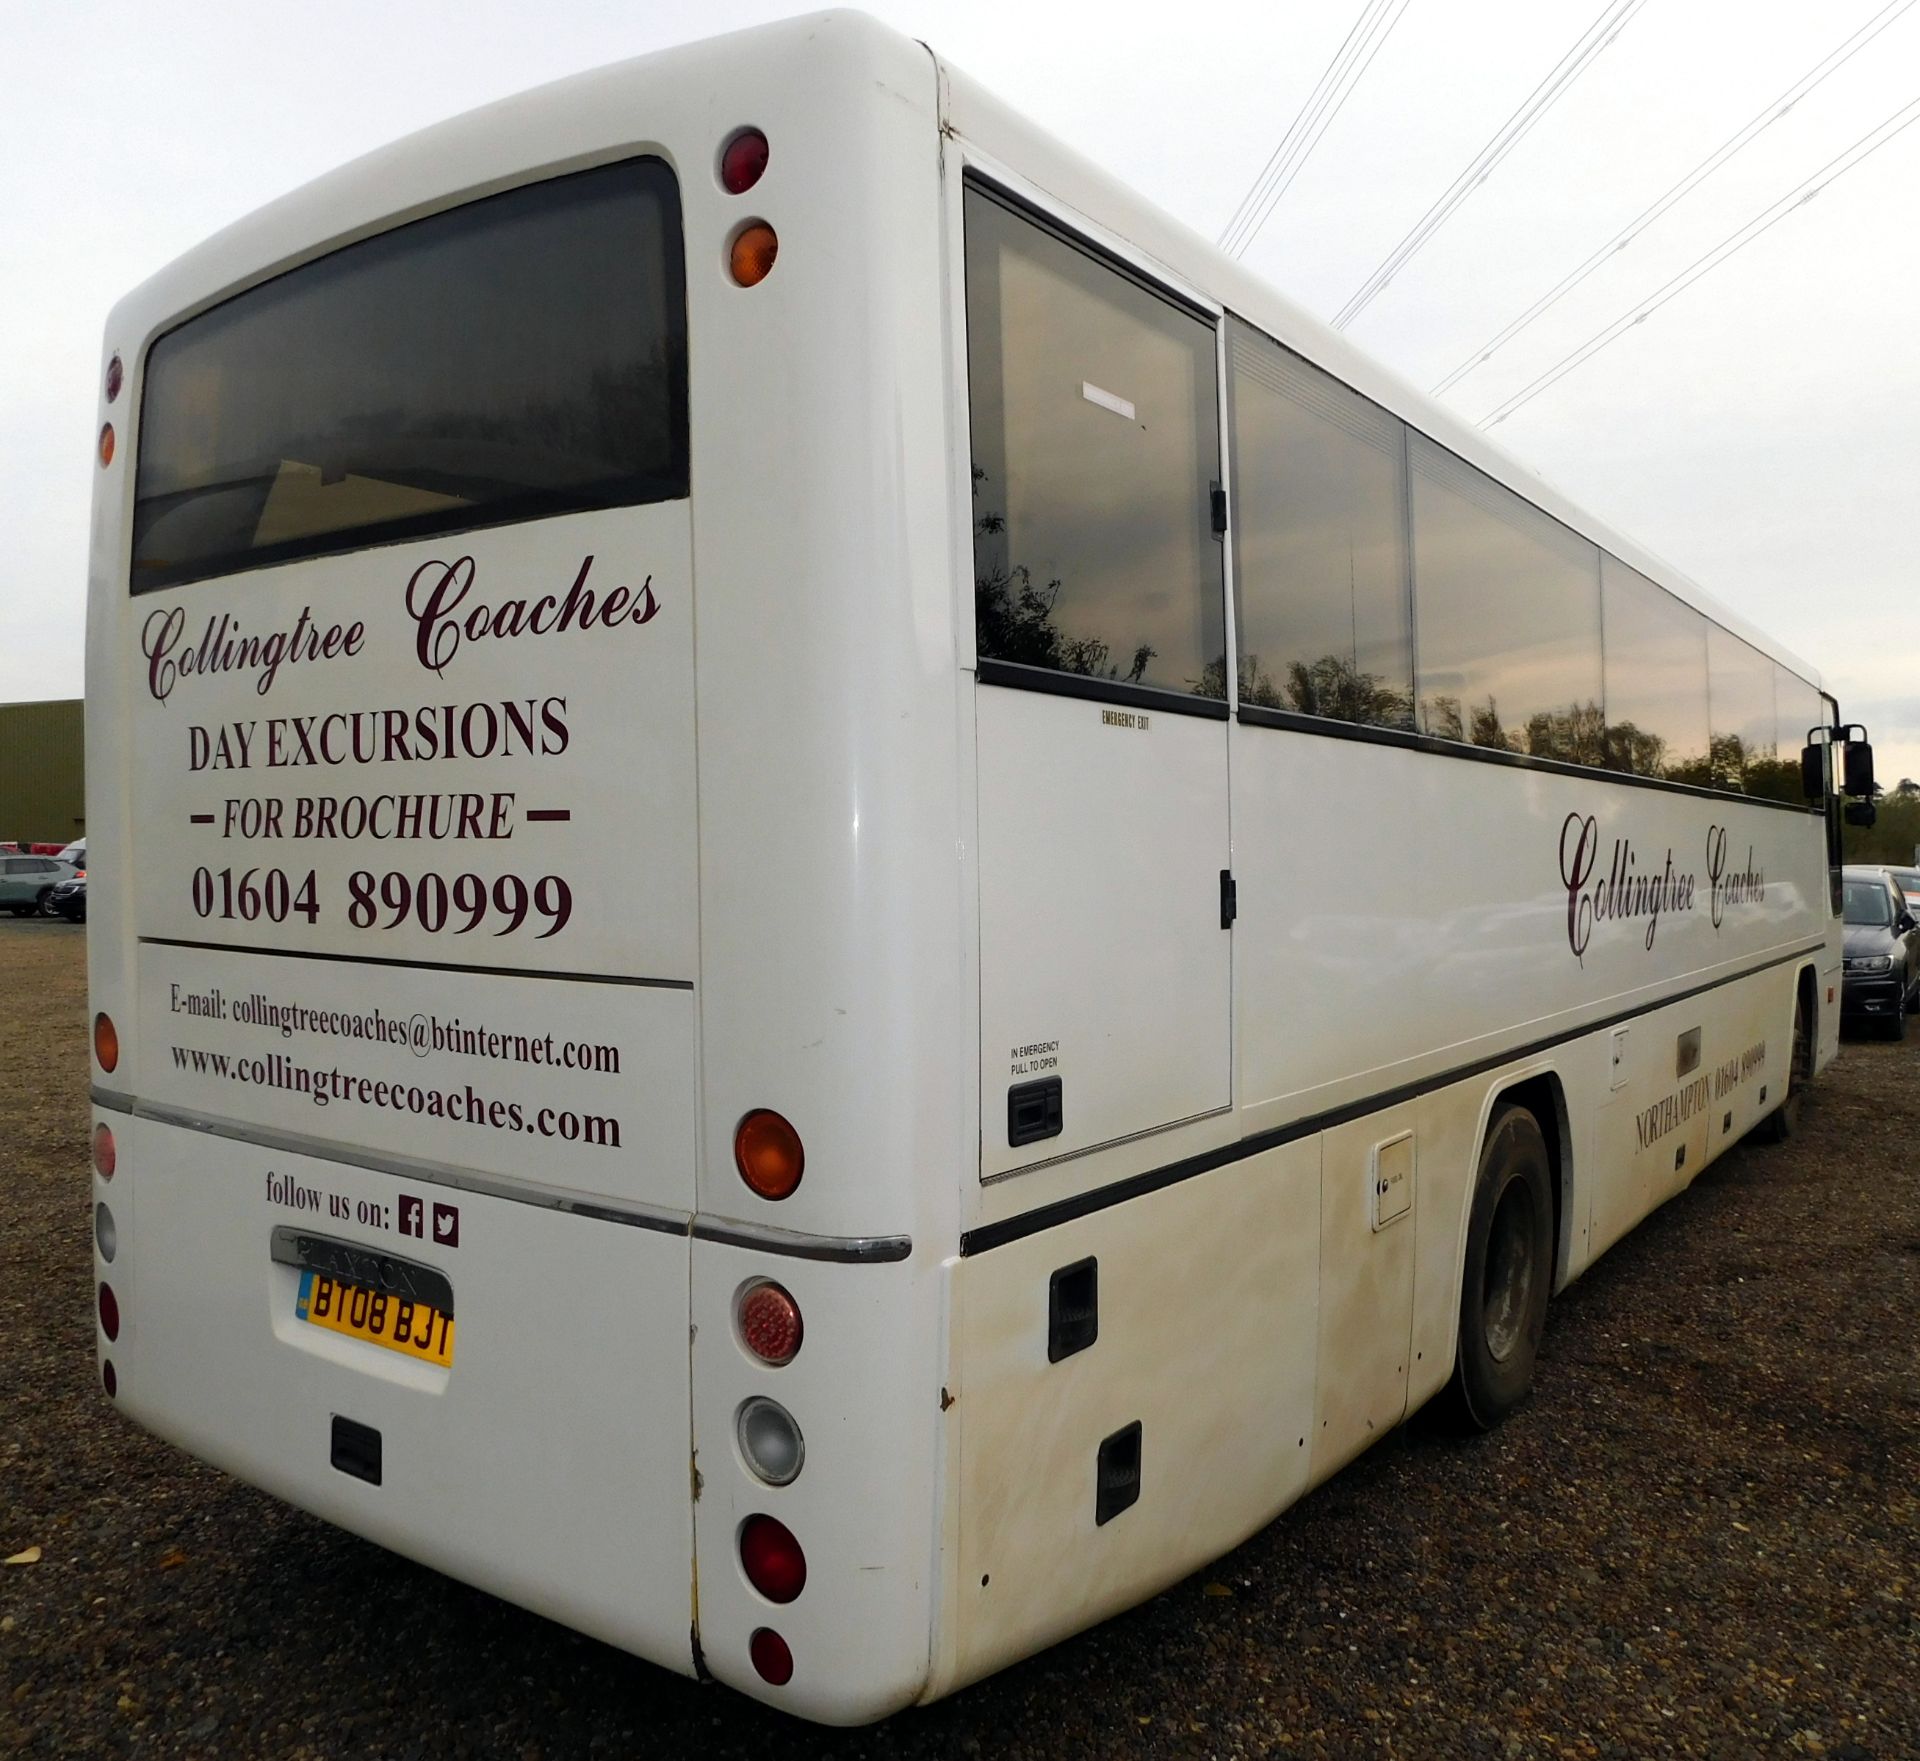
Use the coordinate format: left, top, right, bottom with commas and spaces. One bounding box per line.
100, 354, 122, 468
93, 1115, 120, 1396
733, 1266, 808, 1685
720, 124, 777, 287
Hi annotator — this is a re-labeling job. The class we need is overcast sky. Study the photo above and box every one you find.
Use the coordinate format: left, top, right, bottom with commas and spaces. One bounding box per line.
5, 1, 1916, 778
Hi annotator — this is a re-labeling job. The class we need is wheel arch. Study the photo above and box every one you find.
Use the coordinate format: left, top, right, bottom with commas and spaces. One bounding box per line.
1475, 1067, 1573, 1295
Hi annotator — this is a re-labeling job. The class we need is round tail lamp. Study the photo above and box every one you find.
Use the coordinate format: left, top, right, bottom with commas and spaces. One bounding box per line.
749, 1628, 794, 1686
105, 354, 124, 403
734, 1109, 803, 1200
721, 128, 769, 194
98, 424, 116, 467
739, 1515, 807, 1604
92, 1122, 117, 1180
729, 223, 778, 287
95, 1202, 118, 1264
98, 1281, 121, 1342
93, 1013, 119, 1074
102, 1360, 118, 1399
736, 1279, 802, 1365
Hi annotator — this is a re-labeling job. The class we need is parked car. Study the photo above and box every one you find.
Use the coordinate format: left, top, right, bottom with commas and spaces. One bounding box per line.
48, 874, 87, 923
1840, 865, 1920, 1038
55, 838, 86, 870
1885, 864, 1920, 916
0, 854, 79, 916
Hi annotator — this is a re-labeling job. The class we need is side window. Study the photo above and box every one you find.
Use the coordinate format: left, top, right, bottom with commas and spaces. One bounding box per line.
1226, 323, 1412, 727
965, 184, 1226, 701
1772, 666, 1822, 803
1409, 434, 1603, 759
1600, 556, 1710, 783
1706, 627, 1780, 794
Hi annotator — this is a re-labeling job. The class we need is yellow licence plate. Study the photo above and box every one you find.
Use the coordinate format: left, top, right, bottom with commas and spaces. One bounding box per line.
297, 1270, 455, 1367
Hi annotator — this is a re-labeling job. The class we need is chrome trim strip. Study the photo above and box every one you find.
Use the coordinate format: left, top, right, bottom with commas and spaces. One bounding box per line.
137, 934, 694, 990
91, 1086, 136, 1115
123, 1098, 913, 1262
129, 1097, 689, 1236
690, 1219, 913, 1263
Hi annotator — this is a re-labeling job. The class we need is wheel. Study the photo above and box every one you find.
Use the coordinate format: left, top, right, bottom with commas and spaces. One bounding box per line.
1446, 1104, 1554, 1431
1883, 983, 1908, 1042
1759, 989, 1809, 1142
33, 888, 53, 917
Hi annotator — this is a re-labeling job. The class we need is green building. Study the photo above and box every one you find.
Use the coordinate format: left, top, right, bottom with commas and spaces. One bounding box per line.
0, 699, 85, 847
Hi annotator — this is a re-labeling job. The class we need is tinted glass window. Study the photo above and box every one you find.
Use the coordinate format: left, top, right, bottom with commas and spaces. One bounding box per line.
1706, 627, 1781, 794
1843, 880, 1892, 926
133, 158, 688, 593
1409, 435, 1603, 760
1600, 556, 1710, 782
1771, 665, 1823, 801
965, 185, 1225, 698
1227, 324, 1412, 727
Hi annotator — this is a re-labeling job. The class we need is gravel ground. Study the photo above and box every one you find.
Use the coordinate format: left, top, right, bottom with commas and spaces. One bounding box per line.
2, 917, 1915, 1759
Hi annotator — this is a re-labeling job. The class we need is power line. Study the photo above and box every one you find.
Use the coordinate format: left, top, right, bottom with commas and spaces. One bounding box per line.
1433, 0, 1916, 397
1218, 0, 1389, 255
1331, 0, 1648, 330
1479, 94, 1920, 427
1218, 0, 1414, 260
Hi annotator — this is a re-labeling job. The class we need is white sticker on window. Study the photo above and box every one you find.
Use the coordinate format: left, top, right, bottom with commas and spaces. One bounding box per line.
1081, 381, 1136, 421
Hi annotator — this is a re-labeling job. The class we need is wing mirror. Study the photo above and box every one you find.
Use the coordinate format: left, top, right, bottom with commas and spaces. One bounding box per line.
1843, 738, 1876, 799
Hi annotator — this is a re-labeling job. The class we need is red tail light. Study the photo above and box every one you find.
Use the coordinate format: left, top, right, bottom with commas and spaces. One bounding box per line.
736, 1280, 802, 1365
105, 354, 124, 403
92, 1122, 116, 1179
749, 1627, 794, 1686
739, 1515, 806, 1603
98, 1282, 120, 1342
102, 1361, 118, 1398
720, 128, 769, 195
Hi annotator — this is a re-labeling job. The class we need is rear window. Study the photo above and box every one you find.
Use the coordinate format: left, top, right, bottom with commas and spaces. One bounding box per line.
132, 157, 687, 593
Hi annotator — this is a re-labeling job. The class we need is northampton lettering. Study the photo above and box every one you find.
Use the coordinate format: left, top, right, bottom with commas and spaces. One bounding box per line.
1559, 814, 1766, 959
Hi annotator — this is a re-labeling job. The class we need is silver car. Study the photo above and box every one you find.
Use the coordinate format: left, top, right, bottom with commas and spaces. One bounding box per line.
0, 855, 78, 916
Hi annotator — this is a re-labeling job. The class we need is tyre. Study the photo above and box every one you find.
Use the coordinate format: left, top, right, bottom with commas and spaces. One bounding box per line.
1758, 988, 1809, 1142
1446, 1104, 1554, 1431
33, 888, 54, 917
1883, 984, 1908, 1042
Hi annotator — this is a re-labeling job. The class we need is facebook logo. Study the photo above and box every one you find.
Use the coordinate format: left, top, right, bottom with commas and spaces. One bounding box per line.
398, 1195, 424, 1239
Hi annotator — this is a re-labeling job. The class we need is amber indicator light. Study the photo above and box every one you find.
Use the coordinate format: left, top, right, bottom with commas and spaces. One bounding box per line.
93, 1013, 119, 1074
730, 222, 778, 287
98, 423, 115, 467
734, 1109, 803, 1199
